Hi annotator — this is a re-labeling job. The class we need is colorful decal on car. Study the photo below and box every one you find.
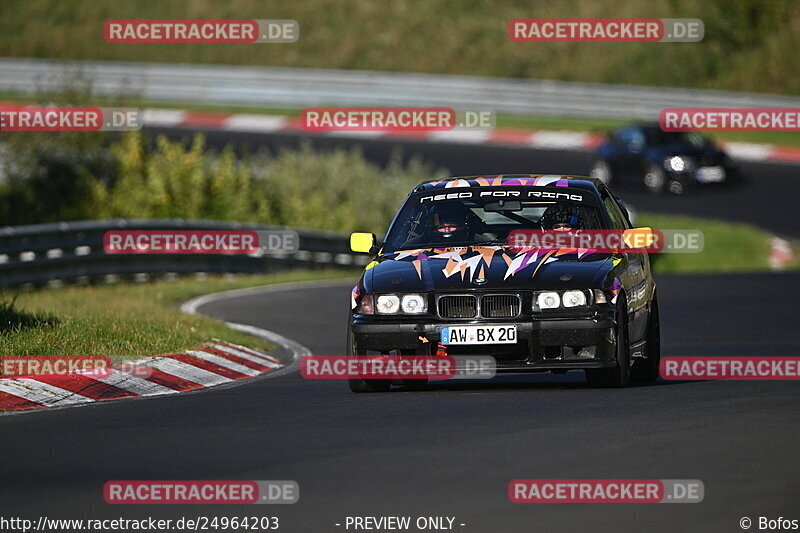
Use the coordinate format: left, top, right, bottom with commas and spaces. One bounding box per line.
609, 277, 622, 304
351, 284, 360, 310
422, 175, 572, 190
388, 245, 598, 281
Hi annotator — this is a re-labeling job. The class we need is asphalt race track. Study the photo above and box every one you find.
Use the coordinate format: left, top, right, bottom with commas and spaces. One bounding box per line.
1, 129, 798, 532
150, 126, 800, 238
2, 274, 800, 532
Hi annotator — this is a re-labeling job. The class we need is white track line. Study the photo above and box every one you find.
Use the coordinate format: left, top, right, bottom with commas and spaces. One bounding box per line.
427, 130, 492, 144
721, 142, 774, 161
186, 350, 260, 377
224, 114, 287, 133
530, 131, 592, 149
142, 109, 187, 127
0, 379, 94, 406
212, 344, 283, 367
181, 280, 336, 377
146, 357, 232, 386
85, 368, 175, 396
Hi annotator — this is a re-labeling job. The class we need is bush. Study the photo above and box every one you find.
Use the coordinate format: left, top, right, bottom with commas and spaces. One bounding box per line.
1, 131, 445, 234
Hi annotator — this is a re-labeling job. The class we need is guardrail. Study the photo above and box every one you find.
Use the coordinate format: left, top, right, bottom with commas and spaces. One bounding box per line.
0, 219, 367, 288
2, 58, 799, 120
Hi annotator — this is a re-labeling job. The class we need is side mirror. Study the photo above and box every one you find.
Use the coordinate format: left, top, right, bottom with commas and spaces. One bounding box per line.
350, 232, 377, 254
622, 227, 654, 250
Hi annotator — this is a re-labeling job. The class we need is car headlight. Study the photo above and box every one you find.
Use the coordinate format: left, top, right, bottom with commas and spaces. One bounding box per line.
401, 294, 427, 314
533, 290, 593, 310
665, 156, 693, 172
535, 291, 560, 310
562, 290, 587, 307
375, 294, 427, 314
376, 295, 401, 314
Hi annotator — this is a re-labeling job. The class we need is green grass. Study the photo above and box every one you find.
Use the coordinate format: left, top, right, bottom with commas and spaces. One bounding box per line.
0, 297, 58, 334
637, 212, 798, 273
1, 0, 798, 95
0, 269, 355, 357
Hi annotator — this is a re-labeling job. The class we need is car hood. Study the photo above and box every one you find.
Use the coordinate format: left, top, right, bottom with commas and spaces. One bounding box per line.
645, 144, 725, 161
364, 246, 615, 293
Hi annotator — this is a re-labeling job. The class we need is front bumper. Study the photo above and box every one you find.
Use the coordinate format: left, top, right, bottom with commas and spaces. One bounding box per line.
668, 164, 739, 185
351, 310, 617, 372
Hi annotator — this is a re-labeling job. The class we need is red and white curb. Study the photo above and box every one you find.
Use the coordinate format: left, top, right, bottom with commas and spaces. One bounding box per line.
142, 109, 800, 165
0, 342, 284, 412
770, 236, 795, 270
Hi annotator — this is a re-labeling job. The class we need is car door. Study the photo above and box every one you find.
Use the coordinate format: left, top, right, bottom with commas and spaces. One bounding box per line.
607, 127, 644, 182
618, 127, 648, 180
601, 188, 649, 345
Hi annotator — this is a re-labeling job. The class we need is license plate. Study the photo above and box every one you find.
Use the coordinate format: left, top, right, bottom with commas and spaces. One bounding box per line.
695, 166, 726, 183
441, 325, 517, 345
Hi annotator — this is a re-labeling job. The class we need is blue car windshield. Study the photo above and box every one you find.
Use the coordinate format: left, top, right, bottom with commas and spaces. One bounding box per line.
642, 127, 708, 148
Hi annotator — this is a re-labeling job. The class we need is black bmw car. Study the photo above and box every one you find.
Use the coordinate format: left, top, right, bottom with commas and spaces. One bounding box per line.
591, 124, 739, 194
347, 174, 660, 392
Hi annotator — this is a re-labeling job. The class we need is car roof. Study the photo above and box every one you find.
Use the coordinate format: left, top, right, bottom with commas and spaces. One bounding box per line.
413, 174, 603, 193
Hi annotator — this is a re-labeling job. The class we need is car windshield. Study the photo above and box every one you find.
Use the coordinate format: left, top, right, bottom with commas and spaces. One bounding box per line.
383, 193, 605, 252
642, 127, 708, 148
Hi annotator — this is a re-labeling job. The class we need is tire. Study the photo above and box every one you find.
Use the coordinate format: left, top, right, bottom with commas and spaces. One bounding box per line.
643, 164, 668, 194
585, 298, 631, 388
346, 327, 391, 393
590, 159, 613, 185
631, 295, 660, 384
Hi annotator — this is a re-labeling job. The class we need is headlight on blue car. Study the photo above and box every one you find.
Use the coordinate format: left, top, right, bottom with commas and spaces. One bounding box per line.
665, 155, 693, 172
375, 294, 427, 315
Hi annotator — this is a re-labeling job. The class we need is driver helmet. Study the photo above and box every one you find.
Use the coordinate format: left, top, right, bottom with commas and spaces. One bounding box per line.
431, 203, 470, 239
540, 203, 583, 231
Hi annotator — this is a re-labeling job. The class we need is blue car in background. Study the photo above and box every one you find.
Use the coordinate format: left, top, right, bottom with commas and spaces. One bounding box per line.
590, 124, 740, 194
